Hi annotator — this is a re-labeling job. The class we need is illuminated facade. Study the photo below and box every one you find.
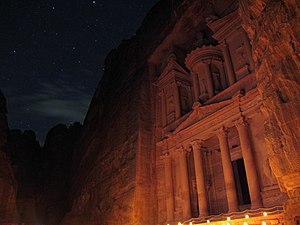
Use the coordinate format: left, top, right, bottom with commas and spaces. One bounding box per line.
153, 10, 286, 225
58, 1, 300, 225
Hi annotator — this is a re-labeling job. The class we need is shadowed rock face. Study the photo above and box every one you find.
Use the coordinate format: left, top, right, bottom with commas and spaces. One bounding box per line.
41, 123, 82, 225
0, 90, 18, 223
7, 129, 42, 224
6, 123, 82, 225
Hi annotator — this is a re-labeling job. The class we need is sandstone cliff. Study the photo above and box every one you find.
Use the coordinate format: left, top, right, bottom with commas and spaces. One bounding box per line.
6, 123, 82, 225
239, 0, 300, 223
60, 1, 238, 225
41, 123, 82, 225
0, 90, 18, 223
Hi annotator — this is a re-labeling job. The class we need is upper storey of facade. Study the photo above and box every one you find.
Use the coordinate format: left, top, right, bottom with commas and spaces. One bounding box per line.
152, 10, 257, 134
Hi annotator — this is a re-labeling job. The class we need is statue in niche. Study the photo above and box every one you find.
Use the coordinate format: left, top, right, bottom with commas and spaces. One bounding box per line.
199, 78, 209, 102
167, 94, 174, 114
236, 43, 248, 70
211, 64, 223, 94
179, 86, 190, 114
199, 78, 208, 95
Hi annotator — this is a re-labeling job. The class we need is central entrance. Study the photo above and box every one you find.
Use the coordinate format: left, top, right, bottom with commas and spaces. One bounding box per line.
232, 158, 251, 206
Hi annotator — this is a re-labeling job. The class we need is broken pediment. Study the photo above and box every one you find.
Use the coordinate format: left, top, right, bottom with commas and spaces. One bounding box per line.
157, 54, 191, 87
207, 10, 241, 42
173, 99, 232, 134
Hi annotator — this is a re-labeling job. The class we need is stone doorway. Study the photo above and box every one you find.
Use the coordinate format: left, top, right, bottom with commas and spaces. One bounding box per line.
232, 158, 251, 207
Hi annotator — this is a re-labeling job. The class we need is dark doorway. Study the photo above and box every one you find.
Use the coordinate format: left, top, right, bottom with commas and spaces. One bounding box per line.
232, 158, 251, 205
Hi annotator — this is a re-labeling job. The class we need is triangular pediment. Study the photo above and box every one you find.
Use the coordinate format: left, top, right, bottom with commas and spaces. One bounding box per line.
173, 99, 232, 134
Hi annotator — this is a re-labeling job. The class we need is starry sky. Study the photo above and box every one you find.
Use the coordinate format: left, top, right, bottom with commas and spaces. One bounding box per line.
1, 0, 158, 143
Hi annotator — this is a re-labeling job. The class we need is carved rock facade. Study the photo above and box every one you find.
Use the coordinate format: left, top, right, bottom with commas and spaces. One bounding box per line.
61, 0, 300, 225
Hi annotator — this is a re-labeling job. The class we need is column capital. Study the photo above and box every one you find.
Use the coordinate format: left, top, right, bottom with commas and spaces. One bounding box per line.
191, 139, 203, 149
234, 117, 249, 129
219, 40, 228, 49
160, 152, 171, 161
158, 89, 165, 96
173, 146, 189, 157
175, 80, 183, 86
215, 126, 228, 138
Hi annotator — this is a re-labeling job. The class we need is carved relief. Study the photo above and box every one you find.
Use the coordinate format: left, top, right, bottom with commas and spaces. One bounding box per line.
179, 86, 190, 115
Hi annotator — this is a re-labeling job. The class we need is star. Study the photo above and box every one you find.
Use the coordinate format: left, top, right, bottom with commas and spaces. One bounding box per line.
92, 1, 96, 4
72, 46, 76, 50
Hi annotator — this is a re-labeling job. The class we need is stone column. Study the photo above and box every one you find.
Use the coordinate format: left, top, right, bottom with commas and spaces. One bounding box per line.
202, 61, 214, 98
175, 147, 192, 219
162, 153, 175, 222
217, 127, 239, 212
220, 41, 236, 85
191, 140, 209, 216
235, 118, 263, 209
160, 90, 167, 127
191, 72, 200, 101
173, 82, 181, 119
240, 29, 255, 72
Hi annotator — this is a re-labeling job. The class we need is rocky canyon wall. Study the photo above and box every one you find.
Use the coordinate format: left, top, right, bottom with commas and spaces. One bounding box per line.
0, 90, 18, 223
60, 1, 194, 225
239, 0, 300, 224
6, 123, 82, 225
61, 1, 240, 225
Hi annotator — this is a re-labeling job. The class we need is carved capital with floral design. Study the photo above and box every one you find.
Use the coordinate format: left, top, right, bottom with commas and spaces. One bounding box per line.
215, 126, 228, 138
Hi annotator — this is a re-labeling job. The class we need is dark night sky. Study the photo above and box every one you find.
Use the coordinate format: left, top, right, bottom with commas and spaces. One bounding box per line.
1, 0, 158, 143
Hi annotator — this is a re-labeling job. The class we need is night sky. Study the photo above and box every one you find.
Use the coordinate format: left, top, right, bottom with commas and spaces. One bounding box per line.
1, 0, 158, 143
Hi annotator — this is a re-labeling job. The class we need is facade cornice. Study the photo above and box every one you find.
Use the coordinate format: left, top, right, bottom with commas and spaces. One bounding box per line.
159, 88, 262, 153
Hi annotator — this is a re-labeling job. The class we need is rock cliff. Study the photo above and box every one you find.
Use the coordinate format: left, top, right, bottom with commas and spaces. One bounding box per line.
0, 90, 18, 223
239, 0, 300, 223
6, 123, 82, 225
60, 1, 238, 225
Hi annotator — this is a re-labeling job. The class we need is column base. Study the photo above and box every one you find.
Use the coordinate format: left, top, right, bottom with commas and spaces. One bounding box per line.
284, 188, 300, 225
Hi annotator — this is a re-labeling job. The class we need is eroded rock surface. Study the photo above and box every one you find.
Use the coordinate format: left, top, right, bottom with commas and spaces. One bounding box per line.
239, 0, 300, 223
0, 90, 18, 223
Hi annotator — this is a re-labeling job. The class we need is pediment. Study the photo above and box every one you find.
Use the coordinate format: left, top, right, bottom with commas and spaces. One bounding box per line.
173, 99, 232, 134
208, 10, 239, 33
159, 58, 190, 82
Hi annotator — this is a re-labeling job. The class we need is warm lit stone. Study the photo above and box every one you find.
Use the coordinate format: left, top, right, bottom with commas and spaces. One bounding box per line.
1, 1, 299, 225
